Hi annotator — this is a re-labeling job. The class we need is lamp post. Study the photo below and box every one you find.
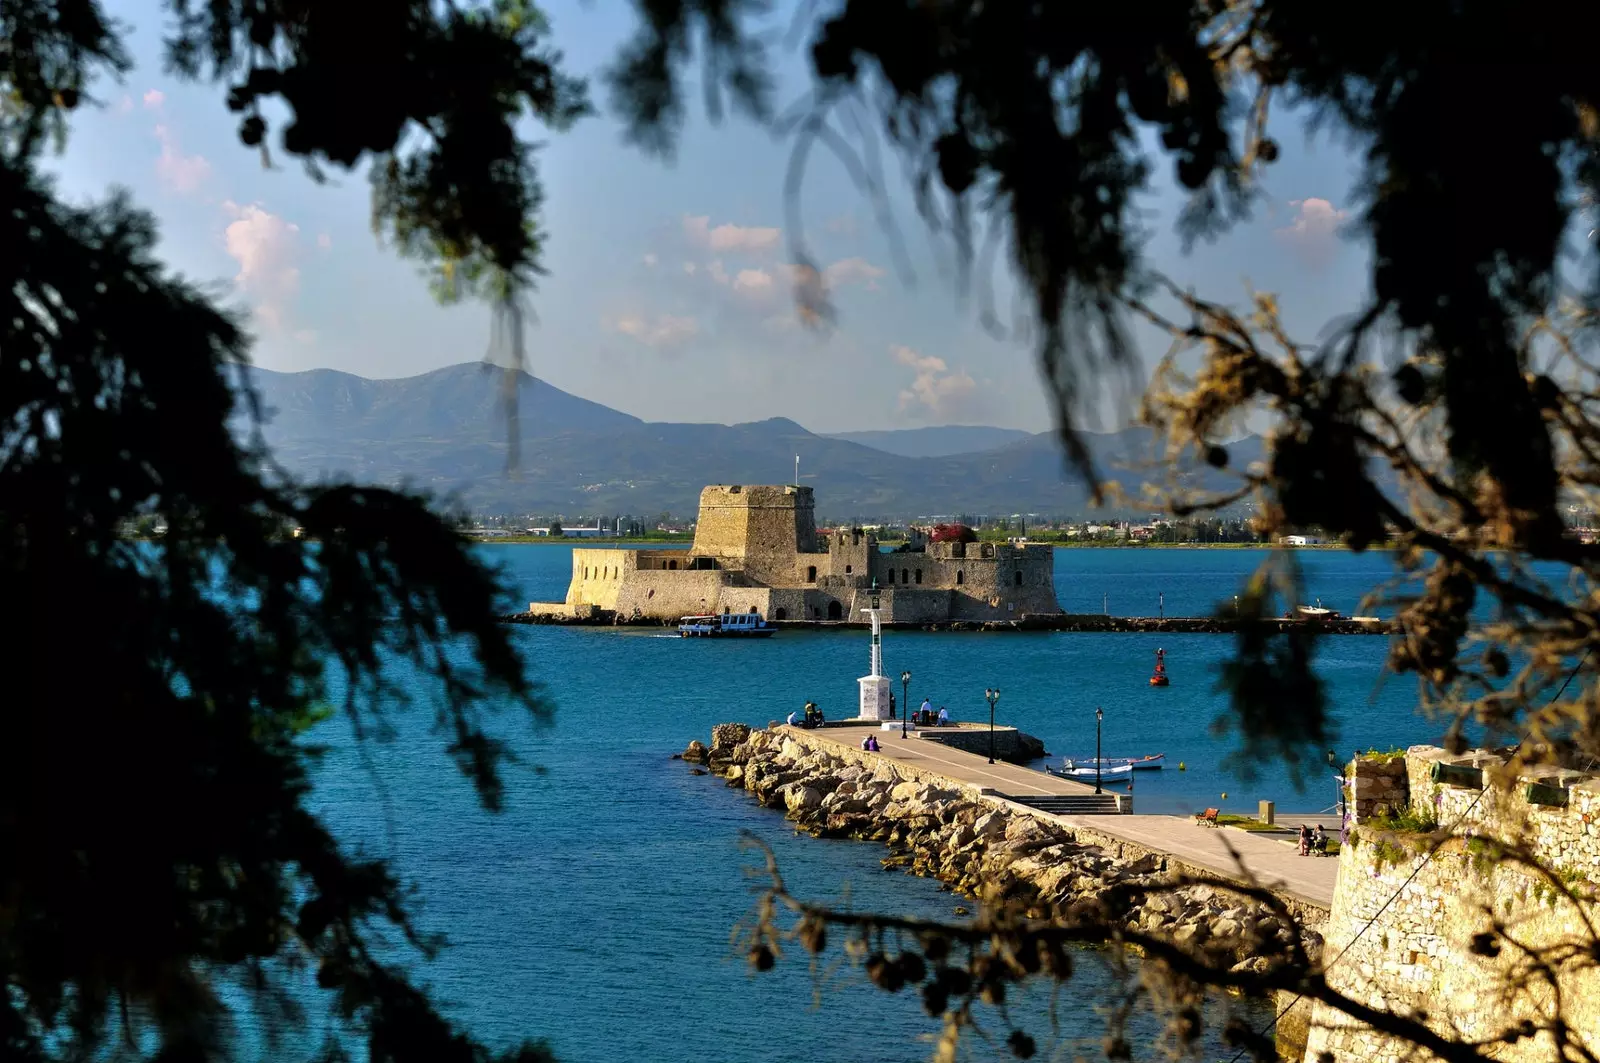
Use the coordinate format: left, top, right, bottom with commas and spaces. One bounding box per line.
900, 670, 912, 738
1095, 706, 1104, 794
985, 688, 1001, 763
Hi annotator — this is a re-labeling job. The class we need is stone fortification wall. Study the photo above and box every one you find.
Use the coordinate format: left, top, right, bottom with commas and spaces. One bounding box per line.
1302, 747, 1600, 1063
690, 484, 817, 585
551, 486, 1060, 622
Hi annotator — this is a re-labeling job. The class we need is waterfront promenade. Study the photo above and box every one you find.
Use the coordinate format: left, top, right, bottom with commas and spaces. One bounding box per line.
782, 723, 1337, 908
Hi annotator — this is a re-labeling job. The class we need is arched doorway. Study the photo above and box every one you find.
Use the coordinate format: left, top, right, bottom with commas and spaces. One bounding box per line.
807, 565, 817, 582
827, 601, 842, 621
775, 607, 787, 620
956, 570, 965, 585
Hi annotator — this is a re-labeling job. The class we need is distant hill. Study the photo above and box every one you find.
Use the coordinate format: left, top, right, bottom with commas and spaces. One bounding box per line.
824, 425, 1032, 458
241, 363, 1266, 518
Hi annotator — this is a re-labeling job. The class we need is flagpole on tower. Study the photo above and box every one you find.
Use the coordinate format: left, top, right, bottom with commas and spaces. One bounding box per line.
794, 454, 800, 487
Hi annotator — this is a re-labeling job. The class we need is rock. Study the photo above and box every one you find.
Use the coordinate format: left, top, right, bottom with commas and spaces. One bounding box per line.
890, 781, 923, 803
683, 740, 709, 764
785, 786, 822, 813
1212, 917, 1243, 940
973, 812, 1007, 838
1173, 923, 1208, 945
689, 768, 707, 776
950, 824, 976, 849
711, 722, 752, 752
724, 765, 745, 785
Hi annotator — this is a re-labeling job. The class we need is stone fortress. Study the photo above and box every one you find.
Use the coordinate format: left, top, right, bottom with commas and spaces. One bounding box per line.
547, 484, 1062, 624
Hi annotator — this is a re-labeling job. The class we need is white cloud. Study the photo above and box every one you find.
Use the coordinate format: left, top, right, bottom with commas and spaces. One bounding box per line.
1275, 197, 1348, 266
316, 232, 332, 251
142, 89, 165, 110
683, 215, 781, 255
707, 260, 729, 286
222, 201, 302, 330
609, 312, 699, 349
892, 344, 979, 419
822, 256, 886, 290
642, 252, 658, 267
682, 261, 697, 275
153, 124, 211, 194
732, 268, 774, 294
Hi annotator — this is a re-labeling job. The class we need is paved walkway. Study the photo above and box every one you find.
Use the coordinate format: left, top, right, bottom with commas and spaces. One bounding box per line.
783, 724, 1102, 797
1059, 814, 1338, 907
781, 724, 1339, 908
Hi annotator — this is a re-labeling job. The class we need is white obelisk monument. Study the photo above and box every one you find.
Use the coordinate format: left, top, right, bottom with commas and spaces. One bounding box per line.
858, 583, 891, 720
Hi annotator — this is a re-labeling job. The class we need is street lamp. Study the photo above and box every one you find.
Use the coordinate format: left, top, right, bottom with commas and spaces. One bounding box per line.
985, 688, 1001, 763
1095, 706, 1104, 794
900, 670, 912, 739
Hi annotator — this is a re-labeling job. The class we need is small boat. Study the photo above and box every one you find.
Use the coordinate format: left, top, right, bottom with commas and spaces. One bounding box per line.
677, 612, 777, 638
1061, 753, 1166, 772
1150, 647, 1170, 687
1049, 763, 1133, 779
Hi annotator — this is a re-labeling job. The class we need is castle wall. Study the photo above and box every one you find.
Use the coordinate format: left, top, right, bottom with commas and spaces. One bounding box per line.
690, 484, 817, 586
551, 488, 1062, 622
1302, 748, 1600, 1063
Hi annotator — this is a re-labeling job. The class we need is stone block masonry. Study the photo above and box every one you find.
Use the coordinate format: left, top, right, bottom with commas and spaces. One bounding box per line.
1303, 746, 1600, 1063
538, 484, 1064, 624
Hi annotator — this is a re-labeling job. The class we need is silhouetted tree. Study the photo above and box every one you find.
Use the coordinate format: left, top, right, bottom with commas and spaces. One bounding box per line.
2, 2, 577, 1060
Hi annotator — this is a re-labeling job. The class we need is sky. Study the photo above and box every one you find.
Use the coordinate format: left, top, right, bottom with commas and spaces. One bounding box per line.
45, 0, 1375, 434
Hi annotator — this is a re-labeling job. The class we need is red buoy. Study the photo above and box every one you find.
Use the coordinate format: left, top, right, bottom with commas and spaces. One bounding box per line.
1149, 647, 1170, 687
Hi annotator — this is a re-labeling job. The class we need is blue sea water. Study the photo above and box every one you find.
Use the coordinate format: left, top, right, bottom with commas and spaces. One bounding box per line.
303, 547, 1444, 1063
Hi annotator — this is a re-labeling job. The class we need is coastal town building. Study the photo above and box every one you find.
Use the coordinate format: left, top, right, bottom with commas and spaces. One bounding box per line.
537, 484, 1062, 623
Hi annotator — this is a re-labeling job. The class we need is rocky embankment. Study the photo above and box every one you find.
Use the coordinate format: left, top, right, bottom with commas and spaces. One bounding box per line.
683, 723, 1324, 973
503, 610, 1392, 634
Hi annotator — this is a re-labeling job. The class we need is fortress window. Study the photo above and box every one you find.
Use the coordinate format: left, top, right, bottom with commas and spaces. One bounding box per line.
807, 565, 817, 582
584, 567, 590, 579
956, 570, 965, 585
845, 565, 852, 574
886, 570, 894, 584
901, 568, 909, 584
915, 569, 922, 584
1014, 570, 1023, 587
668, 560, 678, 570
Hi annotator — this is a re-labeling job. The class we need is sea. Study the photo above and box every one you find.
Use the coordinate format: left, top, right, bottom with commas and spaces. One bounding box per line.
302, 546, 1442, 1063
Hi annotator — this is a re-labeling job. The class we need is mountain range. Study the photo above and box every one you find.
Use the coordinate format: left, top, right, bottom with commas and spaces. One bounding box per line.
240, 362, 1261, 518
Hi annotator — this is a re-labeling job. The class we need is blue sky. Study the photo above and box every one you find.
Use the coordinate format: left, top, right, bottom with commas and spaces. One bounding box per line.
46, 0, 1373, 433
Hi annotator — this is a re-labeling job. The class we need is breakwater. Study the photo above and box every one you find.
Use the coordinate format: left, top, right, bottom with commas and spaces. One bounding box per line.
503, 608, 1392, 634
682, 723, 1327, 974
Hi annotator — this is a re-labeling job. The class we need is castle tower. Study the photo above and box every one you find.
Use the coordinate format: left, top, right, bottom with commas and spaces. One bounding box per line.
689, 485, 817, 586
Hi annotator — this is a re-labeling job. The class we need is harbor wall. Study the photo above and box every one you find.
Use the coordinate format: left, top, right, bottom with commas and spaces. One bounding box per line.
689, 724, 1327, 965
1302, 747, 1600, 1063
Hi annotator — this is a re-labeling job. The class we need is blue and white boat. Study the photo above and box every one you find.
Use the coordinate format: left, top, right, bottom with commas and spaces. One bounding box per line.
677, 612, 778, 638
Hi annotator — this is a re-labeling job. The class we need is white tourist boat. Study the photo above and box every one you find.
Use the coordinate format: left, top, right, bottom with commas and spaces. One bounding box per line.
1048, 763, 1134, 780
676, 612, 777, 638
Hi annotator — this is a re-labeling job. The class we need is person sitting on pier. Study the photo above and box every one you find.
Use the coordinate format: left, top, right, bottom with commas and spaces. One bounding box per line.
786, 710, 798, 727
867, 735, 880, 752
1311, 825, 1328, 855
937, 706, 950, 727
1297, 824, 1312, 857
860, 734, 872, 750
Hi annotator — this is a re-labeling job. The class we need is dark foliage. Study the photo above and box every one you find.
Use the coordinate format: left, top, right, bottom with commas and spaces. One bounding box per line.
1, 2, 570, 1060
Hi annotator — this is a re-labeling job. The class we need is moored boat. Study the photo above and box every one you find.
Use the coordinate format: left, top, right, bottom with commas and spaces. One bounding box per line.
1060, 753, 1165, 771
677, 612, 778, 638
1049, 763, 1134, 779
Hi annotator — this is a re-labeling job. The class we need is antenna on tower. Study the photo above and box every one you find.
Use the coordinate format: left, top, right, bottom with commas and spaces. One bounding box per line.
794, 454, 800, 487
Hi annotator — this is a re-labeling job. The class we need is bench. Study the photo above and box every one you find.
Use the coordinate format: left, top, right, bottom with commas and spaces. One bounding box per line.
1195, 807, 1220, 827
